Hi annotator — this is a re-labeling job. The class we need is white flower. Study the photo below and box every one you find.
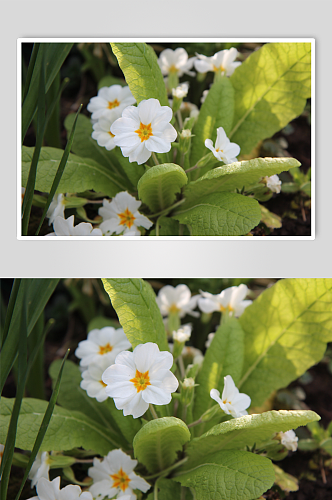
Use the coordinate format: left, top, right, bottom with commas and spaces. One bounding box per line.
195, 48, 241, 76
182, 346, 204, 366
280, 430, 298, 452
156, 284, 199, 318
205, 332, 215, 348
98, 192, 153, 236
48, 216, 103, 236
102, 342, 178, 418
210, 375, 251, 418
205, 127, 240, 164
91, 108, 123, 151
29, 452, 50, 488
172, 324, 192, 343
88, 449, 150, 500
172, 82, 189, 99
75, 326, 131, 368
46, 194, 66, 225
80, 357, 115, 402
87, 85, 136, 121
198, 284, 252, 317
158, 48, 196, 77
26, 477, 93, 500
111, 99, 177, 165
264, 174, 282, 193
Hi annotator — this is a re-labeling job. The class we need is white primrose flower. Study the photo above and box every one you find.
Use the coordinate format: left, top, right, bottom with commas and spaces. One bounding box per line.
88, 449, 150, 500
172, 82, 189, 99
91, 108, 123, 151
28, 451, 50, 488
75, 326, 131, 368
87, 85, 136, 121
80, 356, 116, 402
210, 375, 251, 418
98, 192, 153, 236
264, 174, 282, 193
102, 342, 179, 418
46, 194, 66, 225
111, 99, 177, 165
158, 48, 196, 77
172, 324, 192, 343
195, 47, 241, 76
205, 127, 240, 165
48, 216, 103, 236
26, 476, 93, 500
156, 284, 200, 318
198, 284, 252, 318
280, 430, 298, 452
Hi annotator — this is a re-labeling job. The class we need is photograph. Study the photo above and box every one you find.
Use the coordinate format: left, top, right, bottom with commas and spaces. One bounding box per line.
1, 278, 332, 500
19, 40, 313, 239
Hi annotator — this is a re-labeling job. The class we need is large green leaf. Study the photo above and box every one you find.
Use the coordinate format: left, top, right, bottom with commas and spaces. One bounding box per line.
111, 43, 168, 105
172, 192, 261, 236
238, 279, 332, 407
0, 398, 118, 456
149, 216, 181, 236
174, 450, 275, 500
190, 77, 234, 172
146, 478, 181, 500
229, 42, 311, 155
64, 114, 144, 188
133, 417, 190, 473
137, 164, 188, 212
22, 146, 127, 197
186, 410, 320, 466
181, 157, 300, 209
193, 319, 244, 421
102, 279, 169, 351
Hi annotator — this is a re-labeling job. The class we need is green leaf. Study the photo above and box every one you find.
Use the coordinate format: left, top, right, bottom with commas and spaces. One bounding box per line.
193, 318, 244, 422
133, 417, 190, 473
190, 77, 234, 171
273, 464, 299, 493
229, 42, 311, 155
238, 278, 332, 407
181, 157, 300, 210
149, 216, 181, 236
22, 146, 127, 198
146, 478, 181, 500
174, 450, 275, 500
0, 398, 118, 456
173, 192, 261, 236
138, 164, 188, 212
111, 43, 168, 105
102, 279, 169, 351
186, 410, 320, 466
260, 204, 282, 229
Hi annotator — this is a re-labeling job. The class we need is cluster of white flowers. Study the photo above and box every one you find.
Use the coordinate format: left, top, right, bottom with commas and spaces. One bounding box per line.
26, 477, 93, 500
47, 215, 103, 237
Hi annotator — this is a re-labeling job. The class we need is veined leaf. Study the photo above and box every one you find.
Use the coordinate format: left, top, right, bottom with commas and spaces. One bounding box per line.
193, 319, 245, 421
181, 157, 300, 210
186, 410, 320, 466
22, 146, 127, 197
149, 217, 181, 236
190, 77, 234, 172
172, 192, 261, 236
133, 417, 190, 473
229, 42, 311, 154
146, 478, 181, 500
174, 450, 275, 500
102, 279, 169, 351
137, 164, 188, 212
0, 398, 118, 456
238, 278, 332, 407
111, 43, 168, 105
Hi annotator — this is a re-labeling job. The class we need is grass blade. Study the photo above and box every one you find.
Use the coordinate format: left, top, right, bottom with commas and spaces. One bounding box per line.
14, 349, 70, 500
44, 73, 61, 148
22, 43, 40, 103
35, 104, 83, 236
1, 279, 21, 349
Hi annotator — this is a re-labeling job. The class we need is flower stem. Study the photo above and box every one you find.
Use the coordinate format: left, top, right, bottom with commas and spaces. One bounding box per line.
178, 355, 186, 380
145, 457, 189, 480
152, 152, 160, 165
187, 417, 203, 428
176, 110, 183, 131
149, 198, 186, 218
149, 404, 159, 419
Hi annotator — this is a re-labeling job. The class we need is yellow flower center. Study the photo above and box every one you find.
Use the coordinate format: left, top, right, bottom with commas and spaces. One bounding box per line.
213, 64, 225, 73
135, 122, 153, 142
99, 343, 113, 355
169, 64, 178, 73
219, 305, 233, 313
223, 399, 231, 404
130, 369, 151, 393
107, 99, 120, 109
118, 208, 136, 229
215, 148, 224, 153
169, 303, 180, 314
110, 468, 131, 492
100, 380, 107, 387
108, 131, 115, 137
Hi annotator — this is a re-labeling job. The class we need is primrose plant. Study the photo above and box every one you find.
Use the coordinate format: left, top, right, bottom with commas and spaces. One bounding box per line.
22, 41, 311, 236
2, 278, 332, 500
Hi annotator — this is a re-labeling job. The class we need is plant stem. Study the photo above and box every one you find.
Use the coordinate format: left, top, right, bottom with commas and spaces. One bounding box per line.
149, 404, 159, 420
178, 355, 186, 380
152, 152, 160, 165
176, 110, 183, 130
149, 198, 186, 219
144, 457, 189, 480
187, 417, 203, 428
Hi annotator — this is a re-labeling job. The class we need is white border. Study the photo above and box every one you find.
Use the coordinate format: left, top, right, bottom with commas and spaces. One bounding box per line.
18, 38, 315, 241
